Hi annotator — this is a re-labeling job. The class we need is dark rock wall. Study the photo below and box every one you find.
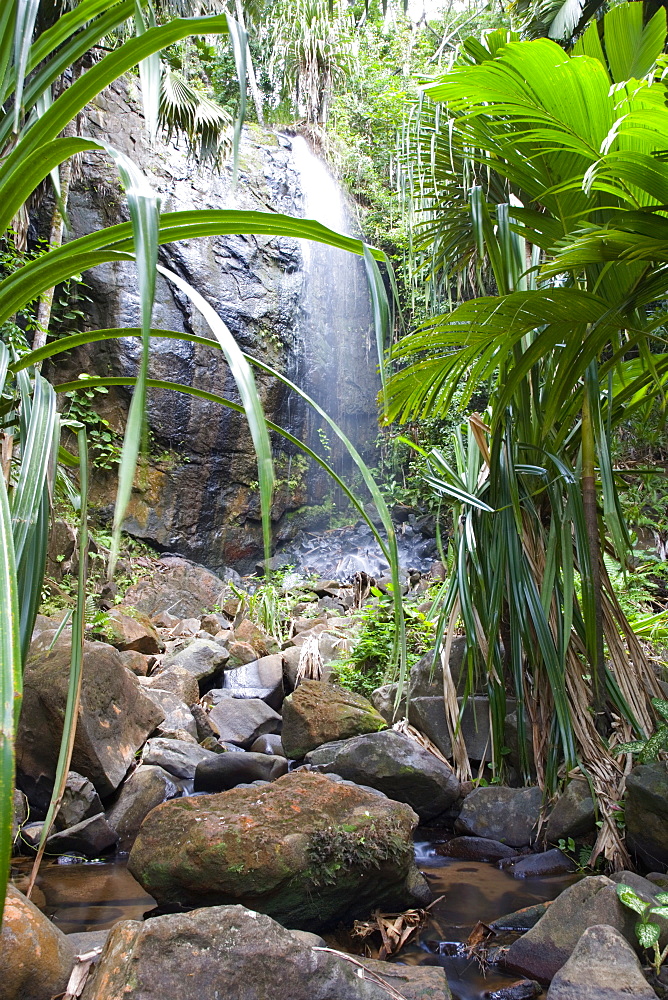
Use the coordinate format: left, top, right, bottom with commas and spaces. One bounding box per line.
47, 80, 378, 573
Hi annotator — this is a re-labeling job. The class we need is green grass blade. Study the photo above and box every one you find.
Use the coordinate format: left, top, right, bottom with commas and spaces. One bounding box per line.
10, 374, 57, 566
225, 11, 246, 182
0, 344, 21, 927
134, 0, 160, 142
12, 0, 39, 132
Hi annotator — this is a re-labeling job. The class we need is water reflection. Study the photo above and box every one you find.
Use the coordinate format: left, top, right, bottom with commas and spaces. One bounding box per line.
31, 860, 155, 935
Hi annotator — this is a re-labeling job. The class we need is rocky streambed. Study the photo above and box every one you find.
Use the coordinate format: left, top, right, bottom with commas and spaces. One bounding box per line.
4, 553, 668, 1000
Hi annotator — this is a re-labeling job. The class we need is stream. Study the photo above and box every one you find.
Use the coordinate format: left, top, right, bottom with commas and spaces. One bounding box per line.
20, 835, 578, 1000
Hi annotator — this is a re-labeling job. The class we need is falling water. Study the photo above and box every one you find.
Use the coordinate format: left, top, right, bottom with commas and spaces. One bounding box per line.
290, 135, 380, 489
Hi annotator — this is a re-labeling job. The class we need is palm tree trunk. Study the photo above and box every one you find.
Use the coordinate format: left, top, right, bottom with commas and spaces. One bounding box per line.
581, 383, 606, 731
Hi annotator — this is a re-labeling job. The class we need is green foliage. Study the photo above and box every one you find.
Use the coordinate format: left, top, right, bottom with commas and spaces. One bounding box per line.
305, 817, 411, 886
63, 383, 122, 470
616, 882, 668, 976
615, 699, 668, 763
334, 590, 435, 698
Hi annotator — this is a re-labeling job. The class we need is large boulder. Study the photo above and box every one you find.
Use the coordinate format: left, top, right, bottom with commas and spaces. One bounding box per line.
142, 665, 199, 704
128, 770, 427, 930
1, 884, 75, 1000
281, 681, 387, 759
142, 738, 219, 779
16, 635, 164, 808
546, 924, 658, 1000
123, 555, 230, 618
207, 697, 282, 748
456, 785, 542, 847
46, 812, 118, 857
305, 730, 460, 821
625, 761, 668, 868
81, 904, 404, 1000
503, 876, 638, 983
221, 653, 284, 709
106, 765, 180, 849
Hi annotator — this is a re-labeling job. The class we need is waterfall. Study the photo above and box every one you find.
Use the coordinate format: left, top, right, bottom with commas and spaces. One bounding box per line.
290, 136, 380, 495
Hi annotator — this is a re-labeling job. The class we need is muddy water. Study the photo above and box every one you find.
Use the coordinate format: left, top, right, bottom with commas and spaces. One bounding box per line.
22, 841, 577, 999
405, 839, 579, 999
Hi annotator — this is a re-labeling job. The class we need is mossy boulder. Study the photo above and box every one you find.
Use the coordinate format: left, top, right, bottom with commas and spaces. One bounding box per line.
281, 681, 387, 759
128, 770, 427, 930
1, 885, 75, 1000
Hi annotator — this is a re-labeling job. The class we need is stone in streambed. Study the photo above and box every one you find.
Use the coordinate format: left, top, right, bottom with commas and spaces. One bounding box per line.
624, 760, 668, 869
250, 733, 286, 755
358, 958, 451, 1000
490, 902, 552, 933
106, 765, 180, 849
545, 779, 596, 844
221, 652, 284, 709
207, 697, 281, 748
142, 665, 199, 704
546, 924, 658, 999
194, 751, 288, 792
1, 884, 75, 1000
123, 556, 229, 619
456, 785, 542, 847
159, 637, 229, 684
104, 607, 163, 654
54, 771, 103, 831
281, 680, 387, 759
140, 687, 198, 739
16, 634, 163, 809
511, 849, 574, 879
80, 904, 396, 1000
483, 982, 542, 1000
304, 730, 460, 821
142, 737, 219, 779
128, 770, 426, 931
436, 836, 518, 863
502, 876, 639, 982
46, 812, 118, 857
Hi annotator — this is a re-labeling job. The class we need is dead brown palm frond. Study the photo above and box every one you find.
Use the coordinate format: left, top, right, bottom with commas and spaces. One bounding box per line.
296, 634, 323, 685
351, 899, 443, 960
391, 718, 454, 770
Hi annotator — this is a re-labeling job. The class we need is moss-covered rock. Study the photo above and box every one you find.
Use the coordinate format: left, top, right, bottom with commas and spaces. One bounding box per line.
281, 680, 387, 759
128, 770, 427, 930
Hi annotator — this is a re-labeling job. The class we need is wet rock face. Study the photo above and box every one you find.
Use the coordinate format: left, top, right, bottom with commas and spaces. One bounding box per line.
81, 904, 397, 1000
127, 770, 425, 931
624, 760, 668, 869
546, 924, 659, 1000
46, 81, 376, 574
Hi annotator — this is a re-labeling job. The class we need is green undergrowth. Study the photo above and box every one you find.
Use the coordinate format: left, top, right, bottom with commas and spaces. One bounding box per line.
333, 590, 435, 699
305, 819, 411, 887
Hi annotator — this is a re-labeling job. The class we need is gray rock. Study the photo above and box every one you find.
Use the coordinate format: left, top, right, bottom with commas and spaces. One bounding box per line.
511, 849, 574, 879
207, 697, 282, 749
106, 765, 180, 850
408, 695, 502, 760
54, 772, 103, 831
250, 733, 286, 755
80, 904, 398, 1000
503, 876, 639, 982
46, 813, 118, 857
142, 738, 219, 778
12, 788, 28, 843
358, 958, 452, 1000
304, 730, 460, 821
437, 836, 518, 863
118, 650, 150, 676
16, 634, 163, 808
160, 638, 229, 684
370, 684, 404, 724
456, 786, 542, 847
194, 752, 288, 792
490, 902, 552, 933
625, 760, 668, 868
143, 666, 199, 705
545, 780, 596, 844
140, 688, 198, 740
68, 929, 110, 956
483, 981, 541, 1000
123, 557, 230, 618
546, 924, 658, 999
